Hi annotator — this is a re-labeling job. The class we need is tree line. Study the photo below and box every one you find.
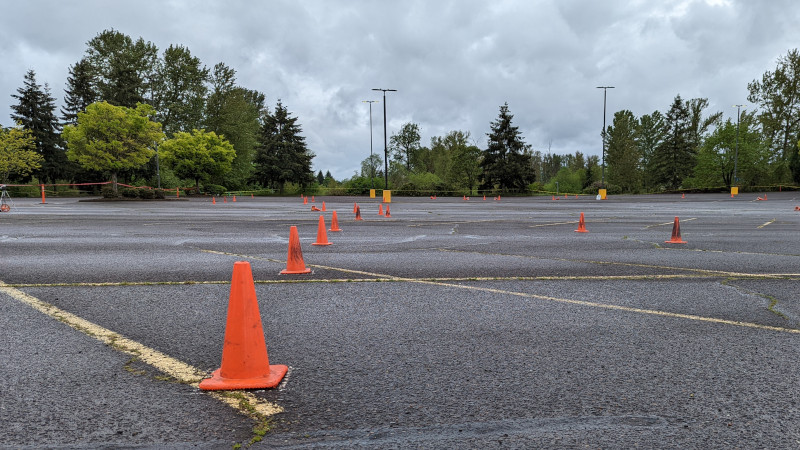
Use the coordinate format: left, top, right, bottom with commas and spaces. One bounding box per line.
3, 30, 800, 195
1, 29, 314, 194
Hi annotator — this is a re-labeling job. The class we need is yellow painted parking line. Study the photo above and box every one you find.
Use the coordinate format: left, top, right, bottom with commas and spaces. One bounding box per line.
758, 219, 776, 229
645, 217, 697, 228
0, 281, 282, 419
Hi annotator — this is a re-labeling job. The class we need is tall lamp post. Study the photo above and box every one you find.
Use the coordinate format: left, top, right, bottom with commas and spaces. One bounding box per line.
596, 86, 615, 187
362, 100, 379, 189
733, 104, 744, 187
372, 88, 397, 189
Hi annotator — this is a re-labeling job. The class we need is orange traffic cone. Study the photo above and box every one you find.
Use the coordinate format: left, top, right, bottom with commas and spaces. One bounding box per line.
311, 206, 321, 211
330, 211, 342, 231
385, 205, 391, 218
312, 215, 332, 246
224, 196, 228, 203
665, 217, 687, 244
681, 193, 685, 199
233, 195, 237, 202
355, 206, 363, 221
483, 195, 486, 201
251, 193, 254, 199
353, 202, 358, 213
280, 226, 312, 274
312, 196, 315, 203
199, 261, 288, 390
212, 197, 216, 205
552, 196, 556, 201
378, 204, 384, 216
463, 195, 467, 201
764, 193, 768, 201
574, 212, 588, 233
303, 196, 308, 205
497, 195, 501, 201
322, 201, 326, 212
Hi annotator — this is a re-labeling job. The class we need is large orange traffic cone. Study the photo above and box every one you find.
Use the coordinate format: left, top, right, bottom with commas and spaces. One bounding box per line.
378, 204, 384, 216
665, 217, 687, 244
330, 211, 342, 231
312, 215, 332, 246
199, 261, 288, 390
385, 205, 391, 218
280, 226, 312, 274
574, 212, 588, 233
355, 206, 363, 221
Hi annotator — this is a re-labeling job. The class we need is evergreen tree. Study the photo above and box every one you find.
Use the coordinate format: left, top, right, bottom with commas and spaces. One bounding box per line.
152, 45, 209, 137
605, 110, 642, 193
317, 170, 325, 184
61, 58, 97, 125
480, 103, 534, 191
253, 100, 314, 192
637, 111, 666, 191
651, 95, 693, 190
10, 70, 66, 184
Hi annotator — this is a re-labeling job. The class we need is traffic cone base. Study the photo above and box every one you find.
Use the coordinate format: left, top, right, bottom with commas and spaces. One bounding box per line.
200, 261, 288, 390
665, 217, 687, 244
574, 212, 588, 233
281, 226, 312, 274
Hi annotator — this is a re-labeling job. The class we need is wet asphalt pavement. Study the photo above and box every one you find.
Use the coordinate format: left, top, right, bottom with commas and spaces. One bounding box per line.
1, 192, 799, 448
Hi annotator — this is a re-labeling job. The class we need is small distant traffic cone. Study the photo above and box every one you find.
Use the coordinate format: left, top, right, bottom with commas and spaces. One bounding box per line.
552, 196, 556, 201
322, 201, 326, 212
378, 204, 384, 216
574, 212, 588, 233
497, 195, 501, 201
224, 196, 228, 203
251, 193, 254, 199
565, 194, 568, 199
463, 195, 467, 201
665, 217, 687, 244
303, 196, 308, 205
199, 261, 288, 390
385, 205, 391, 218
280, 226, 312, 274
764, 193, 768, 200
795, 206, 799, 211
330, 211, 342, 231
353, 202, 358, 213
575, 195, 578, 199
355, 206, 363, 221
681, 193, 685, 199
312, 196, 315, 203
312, 215, 332, 246
483, 195, 486, 201
212, 197, 216, 205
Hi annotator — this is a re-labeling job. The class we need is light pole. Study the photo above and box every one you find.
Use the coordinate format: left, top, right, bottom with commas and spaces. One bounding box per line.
372, 88, 397, 190
596, 86, 615, 187
733, 104, 744, 187
362, 100, 379, 189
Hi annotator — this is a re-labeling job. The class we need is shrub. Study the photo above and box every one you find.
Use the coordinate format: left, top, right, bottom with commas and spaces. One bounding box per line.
138, 188, 156, 199
203, 184, 227, 196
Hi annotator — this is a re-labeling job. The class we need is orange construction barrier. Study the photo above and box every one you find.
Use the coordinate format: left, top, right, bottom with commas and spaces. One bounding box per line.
574, 212, 588, 233
312, 215, 332, 246
665, 217, 687, 244
330, 211, 342, 231
280, 226, 312, 274
199, 261, 288, 390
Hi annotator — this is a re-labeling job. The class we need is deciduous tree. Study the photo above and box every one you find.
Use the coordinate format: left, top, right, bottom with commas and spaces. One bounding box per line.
0, 126, 43, 183
159, 129, 235, 189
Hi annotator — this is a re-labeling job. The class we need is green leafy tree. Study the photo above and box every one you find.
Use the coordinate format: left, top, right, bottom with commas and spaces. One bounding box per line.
0, 125, 43, 183
62, 102, 164, 192
204, 63, 264, 188
360, 153, 383, 182
61, 58, 97, 126
480, 103, 534, 191
605, 110, 642, 193
390, 122, 421, 171
152, 45, 209, 137
159, 129, 235, 189
83, 29, 159, 107
252, 100, 314, 192
650, 95, 693, 190
748, 49, 800, 182
450, 143, 482, 194
11, 70, 66, 184
692, 111, 769, 188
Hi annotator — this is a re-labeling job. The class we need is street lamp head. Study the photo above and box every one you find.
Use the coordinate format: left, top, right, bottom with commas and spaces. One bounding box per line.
596, 86, 615, 89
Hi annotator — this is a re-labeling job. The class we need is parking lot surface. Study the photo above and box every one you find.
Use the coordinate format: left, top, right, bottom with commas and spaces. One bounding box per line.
1, 193, 799, 448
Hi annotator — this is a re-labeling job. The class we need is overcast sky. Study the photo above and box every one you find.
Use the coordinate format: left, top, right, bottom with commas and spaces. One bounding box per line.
2, 0, 799, 180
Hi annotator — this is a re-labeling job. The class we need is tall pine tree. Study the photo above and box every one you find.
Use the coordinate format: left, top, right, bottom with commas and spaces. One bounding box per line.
480, 103, 534, 191
651, 95, 693, 190
605, 110, 642, 193
11, 70, 66, 184
61, 58, 97, 125
253, 100, 314, 192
